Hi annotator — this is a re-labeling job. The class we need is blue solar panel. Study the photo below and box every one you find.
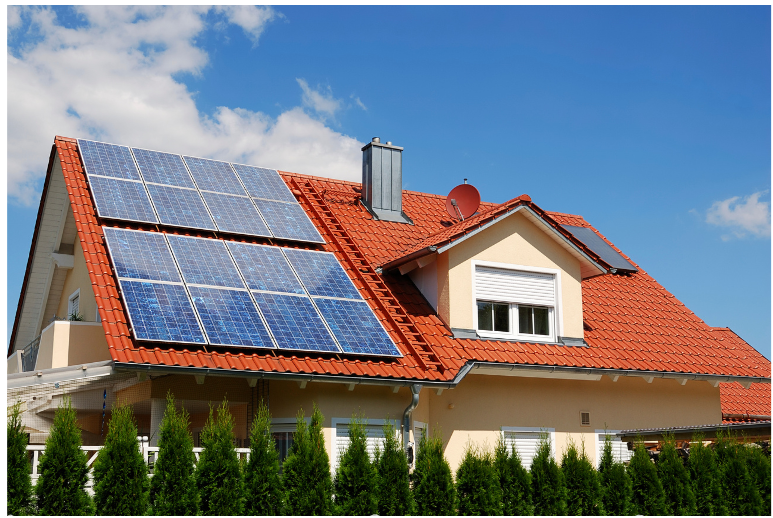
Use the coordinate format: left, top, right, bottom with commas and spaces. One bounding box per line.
231, 164, 296, 203
561, 225, 638, 272
253, 199, 325, 243
188, 286, 274, 348
166, 235, 245, 288
283, 249, 361, 300
132, 148, 196, 188
183, 156, 246, 196
89, 177, 158, 223
120, 280, 206, 344
146, 184, 216, 230
78, 139, 141, 181
226, 242, 305, 294
201, 192, 271, 237
102, 228, 180, 282
315, 298, 400, 356
252, 292, 340, 352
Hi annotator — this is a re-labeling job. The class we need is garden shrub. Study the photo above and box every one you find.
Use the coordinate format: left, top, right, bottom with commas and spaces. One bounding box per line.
333, 414, 378, 515
627, 439, 665, 516
597, 434, 632, 516
530, 432, 566, 516
411, 431, 456, 515
149, 393, 198, 515
714, 432, 762, 516
687, 435, 725, 516
243, 401, 283, 515
744, 443, 771, 515
561, 440, 602, 516
92, 402, 148, 515
374, 420, 414, 516
456, 444, 502, 516
656, 434, 696, 515
195, 399, 244, 516
8, 401, 34, 515
494, 436, 532, 516
35, 397, 93, 516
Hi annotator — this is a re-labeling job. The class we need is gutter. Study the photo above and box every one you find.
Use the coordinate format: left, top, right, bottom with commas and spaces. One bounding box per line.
402, 384, 422, 450
379, 246, 437, 273
617, 420, 772, 441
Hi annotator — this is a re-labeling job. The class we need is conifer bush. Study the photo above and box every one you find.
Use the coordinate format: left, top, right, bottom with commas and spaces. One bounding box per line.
333, 414, 378, 515
456, 444, 502, 516
494, 437, 532, 516
529, 433, 566, 516
195, 399, 243, 516
374, 421, 414, 516
92, 402, 148, 515
655, 434, 695, 515
744, 443, 771, 516
714, 432, 762, 516
597, 434, 632, 516
282, 404, 333, 515
627, 439, 665, 515
34, 397, 93, 516
561, 440, 602, 516
8, 401, 34, 516
411, 431, 457, 515
149, 393, 198, 515
687, 435, 725, 516
243, 401, 283, 515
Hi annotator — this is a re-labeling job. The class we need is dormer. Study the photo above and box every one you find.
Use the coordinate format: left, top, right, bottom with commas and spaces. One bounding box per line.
382, 196, 610, 345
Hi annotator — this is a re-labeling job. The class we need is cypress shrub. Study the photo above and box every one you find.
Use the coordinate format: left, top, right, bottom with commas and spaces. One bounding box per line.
35, 397, 93, 516
92, 403, 148, 515
333, 414, 378, 515
560, 440, 602, 516
627, 439, 665, 515
456, 444, 502, 516
597, 434, 632, 516
530, 433, 566, 516
8, 401, 34, 515
411, 431, 456, 515
374, 421, 414, 516
745, 443, 771, 515
687, 435, 725, 516
282, 404, 333, 515
195, 399, 244, 516
494, 437, 532, 516
149, 393, 198, 515
243, 401, 283, 515
714, 432, 762, 516
656, 434, 696, 515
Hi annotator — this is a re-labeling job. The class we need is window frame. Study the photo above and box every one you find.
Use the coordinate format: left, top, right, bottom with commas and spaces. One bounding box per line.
331, 417, 400, 474
67, 289, 81, 319
472, 260, 563, 342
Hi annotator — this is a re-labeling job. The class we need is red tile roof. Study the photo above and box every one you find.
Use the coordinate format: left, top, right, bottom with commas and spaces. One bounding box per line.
49, 136, 771, 385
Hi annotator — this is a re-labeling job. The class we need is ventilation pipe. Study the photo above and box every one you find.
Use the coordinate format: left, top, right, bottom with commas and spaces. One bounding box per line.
402, 384, 422, 464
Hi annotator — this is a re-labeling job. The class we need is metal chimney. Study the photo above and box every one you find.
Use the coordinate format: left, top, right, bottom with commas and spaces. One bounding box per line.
361, 137, 411, 223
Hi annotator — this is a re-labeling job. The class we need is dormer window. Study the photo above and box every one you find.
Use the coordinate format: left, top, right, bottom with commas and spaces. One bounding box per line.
473, 262, 560, 342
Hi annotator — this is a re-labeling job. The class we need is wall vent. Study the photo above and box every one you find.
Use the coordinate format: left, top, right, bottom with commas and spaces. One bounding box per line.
580, 411, 591, 427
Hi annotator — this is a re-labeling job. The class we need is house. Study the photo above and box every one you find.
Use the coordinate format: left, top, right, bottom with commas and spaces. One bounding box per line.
8, 135, 771, 472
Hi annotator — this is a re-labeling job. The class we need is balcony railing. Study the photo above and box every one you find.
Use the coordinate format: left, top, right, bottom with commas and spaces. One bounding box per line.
21, 336, 41, 372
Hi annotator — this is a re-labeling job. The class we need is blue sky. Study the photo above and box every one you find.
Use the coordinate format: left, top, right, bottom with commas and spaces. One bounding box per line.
7, 6, 771, 359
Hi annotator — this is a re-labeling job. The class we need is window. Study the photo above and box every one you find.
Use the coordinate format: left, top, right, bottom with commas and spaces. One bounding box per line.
474, 264, 558, 342
501, 427, 556, 470
595, 430, 633, 467
67, 289, 80, 319
271, 418, 309, 470
332, 418, 399, 473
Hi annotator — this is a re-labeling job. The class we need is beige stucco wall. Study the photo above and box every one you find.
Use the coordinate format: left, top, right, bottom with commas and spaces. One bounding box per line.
34, 321, 110, 370
56, 240, 99, 322
433, 211, 584, 338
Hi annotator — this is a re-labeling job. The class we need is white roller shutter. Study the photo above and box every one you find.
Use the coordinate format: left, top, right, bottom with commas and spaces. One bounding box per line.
335, 423, 388, 470
597, 433, 633, 467
503, 430, 543, 470
475, 266, 555, 306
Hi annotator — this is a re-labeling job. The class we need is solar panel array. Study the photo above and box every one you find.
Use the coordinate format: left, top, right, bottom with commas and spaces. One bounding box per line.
102, 227, 401, 357
78, 139, 323, 243
561, 225, 638, 272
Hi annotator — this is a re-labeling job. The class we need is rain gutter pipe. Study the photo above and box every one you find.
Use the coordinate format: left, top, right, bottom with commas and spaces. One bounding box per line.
402, 384, 422, 451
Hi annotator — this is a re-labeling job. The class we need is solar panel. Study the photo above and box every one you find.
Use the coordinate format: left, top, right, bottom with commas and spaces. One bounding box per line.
146, 184, 216, 230
166, 235, 245, 288
119, 280, 206, 344
252, 292, 340, 353
231, 164, 296, 203
78, 139, 142, 181
315, 298, 401, 357
132, 148, 196, 188
89, 177, 158, 223
188, 286, 274, 348
283, 248, 361, 300
183, 156, 246, 196
561, 225, 637, 272
201, 192, 271, 237
253, 199, 325, 243
226, 242, 305, 294
102, 227, 180, 282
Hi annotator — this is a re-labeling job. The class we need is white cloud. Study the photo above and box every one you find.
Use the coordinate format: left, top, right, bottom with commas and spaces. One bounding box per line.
8, 5, 22, 29
8, 6, 363, 205
351, 95, 367, 111
706, 191, 771, 239
213, 5, 280, 46
296, 78, 343, 120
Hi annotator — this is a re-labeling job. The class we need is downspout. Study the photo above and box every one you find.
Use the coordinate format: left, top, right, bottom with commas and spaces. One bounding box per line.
402, 384, 422, 451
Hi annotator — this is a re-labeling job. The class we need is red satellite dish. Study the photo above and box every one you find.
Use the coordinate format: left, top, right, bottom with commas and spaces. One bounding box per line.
445, 182, 481, 221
